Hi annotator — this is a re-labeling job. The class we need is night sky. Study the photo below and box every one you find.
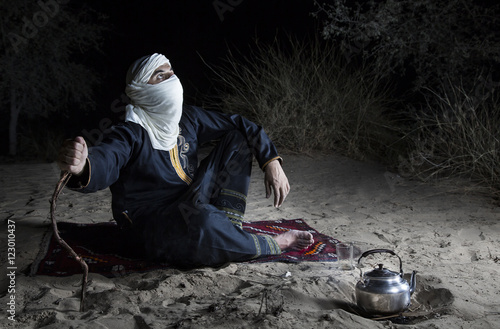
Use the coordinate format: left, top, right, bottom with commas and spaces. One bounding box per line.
86, 0, 319, 115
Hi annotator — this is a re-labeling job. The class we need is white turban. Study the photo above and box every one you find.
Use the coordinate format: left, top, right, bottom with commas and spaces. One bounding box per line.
124, 53, 183, 151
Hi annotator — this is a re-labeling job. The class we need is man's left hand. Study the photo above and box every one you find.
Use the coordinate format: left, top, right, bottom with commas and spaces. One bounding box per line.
264, 160, 290, 208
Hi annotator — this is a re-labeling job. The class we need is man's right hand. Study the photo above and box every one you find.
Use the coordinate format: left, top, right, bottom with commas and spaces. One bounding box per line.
57, 136, 88, 175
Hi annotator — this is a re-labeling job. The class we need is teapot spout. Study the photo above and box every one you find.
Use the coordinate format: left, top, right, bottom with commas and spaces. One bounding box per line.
409, 271, 417, 295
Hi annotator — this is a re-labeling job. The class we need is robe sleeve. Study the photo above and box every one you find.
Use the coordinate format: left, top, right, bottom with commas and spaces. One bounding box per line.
66, 124, 138, 192
186, 106, 282, 170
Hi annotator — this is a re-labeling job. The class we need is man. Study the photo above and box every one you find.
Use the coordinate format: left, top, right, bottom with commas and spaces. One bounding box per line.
57, 53, 313, 268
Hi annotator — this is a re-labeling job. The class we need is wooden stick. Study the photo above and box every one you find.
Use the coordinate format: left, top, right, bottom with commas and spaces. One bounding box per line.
50, 171, 88, 312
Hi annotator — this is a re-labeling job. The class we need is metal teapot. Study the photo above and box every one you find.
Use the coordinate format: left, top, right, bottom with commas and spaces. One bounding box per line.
355, 249, 416, 316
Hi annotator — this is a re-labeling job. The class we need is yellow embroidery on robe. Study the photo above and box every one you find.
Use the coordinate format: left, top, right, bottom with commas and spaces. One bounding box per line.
169, 146, 192, 185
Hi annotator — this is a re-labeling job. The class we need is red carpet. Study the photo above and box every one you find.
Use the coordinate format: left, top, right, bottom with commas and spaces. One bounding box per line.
32, 219, 339, 278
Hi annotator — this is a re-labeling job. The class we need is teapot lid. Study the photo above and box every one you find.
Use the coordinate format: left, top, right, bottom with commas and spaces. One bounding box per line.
365, 264, 400, 278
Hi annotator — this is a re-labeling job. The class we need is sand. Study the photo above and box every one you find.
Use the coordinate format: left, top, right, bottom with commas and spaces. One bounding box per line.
1, 153, 499, 328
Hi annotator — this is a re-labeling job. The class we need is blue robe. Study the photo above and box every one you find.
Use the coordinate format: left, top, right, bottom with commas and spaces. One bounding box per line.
68, 105, 282, 267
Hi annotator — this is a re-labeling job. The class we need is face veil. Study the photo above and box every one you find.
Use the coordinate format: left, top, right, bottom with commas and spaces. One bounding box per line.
125, 53, 184, 151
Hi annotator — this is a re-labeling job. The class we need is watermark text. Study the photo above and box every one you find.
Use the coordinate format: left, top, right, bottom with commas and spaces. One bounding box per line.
6, 219, 17, 321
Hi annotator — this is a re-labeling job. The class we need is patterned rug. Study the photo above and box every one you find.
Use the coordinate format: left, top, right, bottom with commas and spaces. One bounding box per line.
31, 219, 339, 278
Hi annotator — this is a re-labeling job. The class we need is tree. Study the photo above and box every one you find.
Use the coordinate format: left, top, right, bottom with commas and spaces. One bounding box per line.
312, 0, 500, 95
0, 0, 107, 157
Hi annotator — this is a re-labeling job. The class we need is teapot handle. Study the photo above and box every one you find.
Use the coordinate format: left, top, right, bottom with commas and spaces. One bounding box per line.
357, 249, 403, 276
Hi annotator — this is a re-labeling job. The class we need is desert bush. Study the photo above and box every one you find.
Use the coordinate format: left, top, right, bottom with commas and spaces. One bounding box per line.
314, 0, 500, 195
206, 36, 402, 161
399, 79, 500, 195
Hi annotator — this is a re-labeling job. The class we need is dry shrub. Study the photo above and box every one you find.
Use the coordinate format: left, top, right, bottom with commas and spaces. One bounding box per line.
399, 79, 500, 195
206, 36, 400, 161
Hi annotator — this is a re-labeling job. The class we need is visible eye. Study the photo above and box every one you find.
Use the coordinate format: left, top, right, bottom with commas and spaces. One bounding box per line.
148, 66, 174, 84
157, 70, 173, 81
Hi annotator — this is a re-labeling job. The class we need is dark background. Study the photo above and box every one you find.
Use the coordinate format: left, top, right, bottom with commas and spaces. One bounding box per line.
85, 0, 319, 126
1, 0, 322, 158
